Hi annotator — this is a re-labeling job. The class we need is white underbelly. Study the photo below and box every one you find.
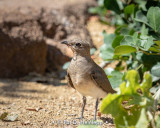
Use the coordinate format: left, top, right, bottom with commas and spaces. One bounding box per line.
74, 80, 107, 99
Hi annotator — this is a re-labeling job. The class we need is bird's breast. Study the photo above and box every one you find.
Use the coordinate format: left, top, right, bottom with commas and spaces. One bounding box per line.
69, 66, 107, 99
69, 58, 91, 88
74, 77, 107, 99
68, 57, 108, 98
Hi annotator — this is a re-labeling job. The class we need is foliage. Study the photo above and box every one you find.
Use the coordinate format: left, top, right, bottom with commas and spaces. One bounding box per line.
92, 0, 160, 86
89, 0, 160, 127
105, 68, 125, 89
101, 70, 155, 128
62, 62, 70, 70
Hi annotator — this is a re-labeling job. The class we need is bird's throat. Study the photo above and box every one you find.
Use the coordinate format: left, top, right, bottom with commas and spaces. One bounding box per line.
72, 53, 91, 61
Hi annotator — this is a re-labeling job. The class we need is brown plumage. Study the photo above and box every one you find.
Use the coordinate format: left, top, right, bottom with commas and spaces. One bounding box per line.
61, 39, 116, 120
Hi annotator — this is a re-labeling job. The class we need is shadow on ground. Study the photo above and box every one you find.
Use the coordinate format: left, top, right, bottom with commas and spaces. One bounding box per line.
0, 78, 67, 101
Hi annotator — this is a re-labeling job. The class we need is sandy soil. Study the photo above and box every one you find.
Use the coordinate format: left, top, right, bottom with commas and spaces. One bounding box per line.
0, 78, 115, 128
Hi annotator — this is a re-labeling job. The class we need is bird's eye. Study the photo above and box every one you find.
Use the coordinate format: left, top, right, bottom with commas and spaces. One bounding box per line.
75, 43, 81, 47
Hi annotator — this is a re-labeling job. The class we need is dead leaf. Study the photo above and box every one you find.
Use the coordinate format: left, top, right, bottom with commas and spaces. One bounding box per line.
26, 107, 42, 112
98, 112, 101, 117
0, 112, 8, 120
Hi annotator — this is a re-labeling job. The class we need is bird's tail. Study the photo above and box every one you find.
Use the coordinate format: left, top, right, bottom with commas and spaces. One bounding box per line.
111, 89, 117, 94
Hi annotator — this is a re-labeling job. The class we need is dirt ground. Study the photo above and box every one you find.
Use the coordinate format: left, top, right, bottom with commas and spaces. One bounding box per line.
0, 78, 115, 128
0, 17, 116, 128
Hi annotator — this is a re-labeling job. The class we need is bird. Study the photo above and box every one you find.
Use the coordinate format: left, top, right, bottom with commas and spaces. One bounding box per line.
61, 39, 116, 120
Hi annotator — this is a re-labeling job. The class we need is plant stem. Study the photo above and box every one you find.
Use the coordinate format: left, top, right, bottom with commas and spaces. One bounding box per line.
136, 64, 143, 71
142, 51, 160, 55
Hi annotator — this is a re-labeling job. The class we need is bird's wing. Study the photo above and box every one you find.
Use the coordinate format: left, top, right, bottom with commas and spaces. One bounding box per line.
90, 67, 116, 94
67, 73, 75, 89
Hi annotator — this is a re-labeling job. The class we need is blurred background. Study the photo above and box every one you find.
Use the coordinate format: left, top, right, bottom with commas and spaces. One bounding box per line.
0, 0, 97, 79
1, 0, 160, 127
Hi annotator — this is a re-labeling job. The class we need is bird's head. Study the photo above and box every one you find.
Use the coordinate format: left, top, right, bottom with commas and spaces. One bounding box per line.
61, 39, 91, 56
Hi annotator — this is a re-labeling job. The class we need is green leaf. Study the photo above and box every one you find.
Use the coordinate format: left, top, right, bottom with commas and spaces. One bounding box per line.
100, 33, 115, 60
104, 67, 114, 75
104, 0, 121, 14
141, 24, 148, 36
134, 11, 150, 27
134, 0, 147, 11
108, 71, 124, 88
151, 63, 160, 77
100, 43, 108, 51
120, 34, 154, 51
111, 14, 124, 25
120, 35, 134, 45
98, 0, 104, 6
133, 32, 138, 43
141, 72, 152, 96
62, 62, 70, 70
156, 114, 160, 128
114, 45, 137, 55
101, 70, 154, 128
139, 36, 154, 51
120, 33, 138, 46
112, 35, 124, 48
125, 70, 140, 91
150, 85, 160, 94
135, 10, 148, 23
154, 41, 160, 47
101, 93, 127, 116
88, 6, 107, 16
115, 25, 128, 35
149, 47, 160, 53
151, 74, 160, 82
135, 108, 149, 128
124, 4, 135, 17
100, 47, 114, 60
154, 45, 160, 50
88, 7, 99, 14
103, 33, 115, 45
147, 7, 160, 32
120, 27, 130, 35
90, 48, 96, 55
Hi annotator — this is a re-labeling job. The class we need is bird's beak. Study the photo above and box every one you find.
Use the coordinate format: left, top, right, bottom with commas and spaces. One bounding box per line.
61, 41, 68, 45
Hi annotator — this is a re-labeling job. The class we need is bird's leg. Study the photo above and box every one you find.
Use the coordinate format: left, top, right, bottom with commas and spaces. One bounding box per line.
94, 98, 99, 120
80, 96, 86, 119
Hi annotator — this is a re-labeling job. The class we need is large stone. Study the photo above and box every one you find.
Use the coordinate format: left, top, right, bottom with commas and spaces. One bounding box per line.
0, 0, 96, 78
0, 28, 47, 78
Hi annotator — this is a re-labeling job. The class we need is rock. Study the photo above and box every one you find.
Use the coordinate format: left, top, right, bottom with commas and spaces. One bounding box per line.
0, 22, 47, 78
0, 0, 96, 78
